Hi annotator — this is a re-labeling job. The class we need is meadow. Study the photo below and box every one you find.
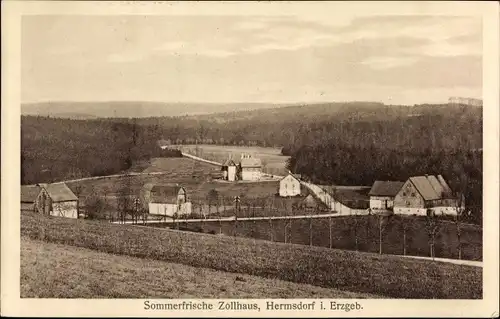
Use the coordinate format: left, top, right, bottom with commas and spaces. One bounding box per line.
179, 144, 290, 176
21, 238, 378, 298
158, 215, 482, 261
68, 157, 280, 200
21, 212, 482, 299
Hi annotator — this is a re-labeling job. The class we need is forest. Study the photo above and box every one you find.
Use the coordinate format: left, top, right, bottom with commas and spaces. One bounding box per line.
21, 116, 181, 184
21, 102, 482, 221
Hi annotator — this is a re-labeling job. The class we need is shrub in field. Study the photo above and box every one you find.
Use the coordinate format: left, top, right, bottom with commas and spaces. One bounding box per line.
21, 212, 482, 299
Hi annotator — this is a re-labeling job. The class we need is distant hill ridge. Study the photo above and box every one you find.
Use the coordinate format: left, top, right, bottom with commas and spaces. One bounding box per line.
22, 100, 395, 119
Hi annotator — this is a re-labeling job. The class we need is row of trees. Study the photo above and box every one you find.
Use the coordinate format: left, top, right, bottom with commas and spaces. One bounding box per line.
78, 183, 476, 261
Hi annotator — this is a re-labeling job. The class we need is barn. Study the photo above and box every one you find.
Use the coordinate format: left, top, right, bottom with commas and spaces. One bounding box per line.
141, 184, 192, 217
393, 175, 463, 216
239, 154, 262, 181
368, 181, 405, 213
279, 173, 302, 197
24, 183, 79, 218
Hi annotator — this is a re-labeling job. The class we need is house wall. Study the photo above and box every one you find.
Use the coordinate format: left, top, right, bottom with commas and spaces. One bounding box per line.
241, 167, 261, 181
227, 166, 236, 181
51, 201, 78, 219
369, 196, 395, 209
148, 202, 192, 217
279, 175, 301, 197
394, 180, 425, 209
393, 207, 427, 215
35, 189, 52, 215
430, 206, 459, 216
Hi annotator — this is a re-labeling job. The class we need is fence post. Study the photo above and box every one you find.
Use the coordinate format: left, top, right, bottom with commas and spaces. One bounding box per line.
309, 216, 313, 246
269, 217, 273, 241
284, 218, 287, 244
329, 216, 332, 249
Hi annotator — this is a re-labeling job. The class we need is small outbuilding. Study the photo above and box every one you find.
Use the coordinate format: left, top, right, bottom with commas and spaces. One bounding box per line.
141, 184, 192, 217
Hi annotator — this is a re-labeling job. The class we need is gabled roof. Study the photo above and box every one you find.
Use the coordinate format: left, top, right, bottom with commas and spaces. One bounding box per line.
240, 157, 262, 168
21, 185, 42, 203
145, 184, 186, 204
282, 173, 302, 182
45, 183, 78, 202
302, 194, 320, 207
369, 181, 404, 197
222, 159, 237, 166
409, 175, 453, 201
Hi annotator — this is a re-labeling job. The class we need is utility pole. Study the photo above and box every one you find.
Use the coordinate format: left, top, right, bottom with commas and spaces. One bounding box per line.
379, 214, 383, 255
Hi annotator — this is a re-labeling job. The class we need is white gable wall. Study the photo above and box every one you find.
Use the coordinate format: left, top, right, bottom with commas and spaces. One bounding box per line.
51, 201, 78, 219
279, 175, 301, 197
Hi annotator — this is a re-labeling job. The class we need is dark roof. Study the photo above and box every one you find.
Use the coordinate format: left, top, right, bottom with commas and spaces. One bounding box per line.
222, 159, 237, 166
321, 185, 371, 209
369, 181, 405, 197
21, 185, 41, 203
409, 175, 453, 201
45, 183, 78, 202
302, 194, 323, 208
240, 157, 262, 168
146, 184, 186, 204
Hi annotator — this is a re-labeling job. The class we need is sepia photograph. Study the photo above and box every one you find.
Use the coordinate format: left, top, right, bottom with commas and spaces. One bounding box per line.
2, 1, 499, 318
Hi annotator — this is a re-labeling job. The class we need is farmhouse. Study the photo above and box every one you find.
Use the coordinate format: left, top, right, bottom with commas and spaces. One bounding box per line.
221, 158, 237, 181
393, 175, 463, 216
21, 183, 79, 218
279, 173, 302, 197
141, 184, 192, 217
368, 181, 405, 213
238, 154, 262, 181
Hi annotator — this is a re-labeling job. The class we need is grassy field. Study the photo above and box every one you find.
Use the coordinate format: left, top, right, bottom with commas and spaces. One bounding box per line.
68, 157, 280, 201
179, 144, 289, 176
157, 215, 482, 261
21, 212, 482, 299
21, 238, 377, 298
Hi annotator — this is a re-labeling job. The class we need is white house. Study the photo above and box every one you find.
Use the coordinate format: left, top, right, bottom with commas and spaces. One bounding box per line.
393, 174, 464, 216
279, 173, 302, 197
368, 181, 404, 213
141, 184, 192, 217
21, 183, 79, 218
239, 154, 262, 181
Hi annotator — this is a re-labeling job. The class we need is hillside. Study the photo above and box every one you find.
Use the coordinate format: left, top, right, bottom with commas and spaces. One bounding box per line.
21, 212, 482, 299
173, 214, 482, 261
22, 238, 376, 298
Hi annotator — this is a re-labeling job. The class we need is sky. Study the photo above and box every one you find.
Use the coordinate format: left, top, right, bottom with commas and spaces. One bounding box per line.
21, 14, 482, 105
